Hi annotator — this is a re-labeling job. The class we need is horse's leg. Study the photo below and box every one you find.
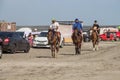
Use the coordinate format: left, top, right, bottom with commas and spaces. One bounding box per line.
95, 45, 98, 51
92, 41, 95, 51
56, 46, 58, 53
75, 48, 78, 55
56, 42, 59, 53
77, 43, 79, 54
51, 45, 54, 58
78, 48, 80, 54
55, 44, 58, 58
51, 45, 55, 58
75, 45, 77, 55
95, 40, 99, 51
78, 43, 81, 54
53, 45, 56, 58
75, 44, 79, 55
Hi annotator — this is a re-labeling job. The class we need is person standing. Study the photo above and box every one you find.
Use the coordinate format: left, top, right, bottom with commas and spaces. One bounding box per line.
28, 33, 33, 47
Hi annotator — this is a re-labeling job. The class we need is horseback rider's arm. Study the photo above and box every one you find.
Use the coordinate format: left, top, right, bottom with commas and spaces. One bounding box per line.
80, 23, 83, 33
50, 25, 53, 30
55, 22, 59, 31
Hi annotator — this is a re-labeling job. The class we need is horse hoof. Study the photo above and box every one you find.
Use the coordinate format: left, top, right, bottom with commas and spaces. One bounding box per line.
78, 53, 81, 55
93, 48, 95, 51
96, 48, 99, 51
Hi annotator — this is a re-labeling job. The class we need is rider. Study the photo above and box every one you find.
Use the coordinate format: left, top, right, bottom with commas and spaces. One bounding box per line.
72, 18, 83, 43
91, 20, 100, 40
49, 19, 61, 44
92, 20, 100, 41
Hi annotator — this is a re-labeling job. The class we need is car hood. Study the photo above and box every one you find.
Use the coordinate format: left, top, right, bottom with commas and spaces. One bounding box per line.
34, 37, 48, 41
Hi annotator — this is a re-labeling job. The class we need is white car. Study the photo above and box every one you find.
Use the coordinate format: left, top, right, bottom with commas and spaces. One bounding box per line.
32, 31, 64, 48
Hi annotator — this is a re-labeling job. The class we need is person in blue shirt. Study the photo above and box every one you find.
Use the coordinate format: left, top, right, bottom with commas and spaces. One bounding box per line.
72, 18, 83, 33
72, 18, 83, 44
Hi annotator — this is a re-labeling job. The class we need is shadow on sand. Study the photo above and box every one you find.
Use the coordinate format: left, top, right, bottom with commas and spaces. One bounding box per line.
36, 56, 52, 58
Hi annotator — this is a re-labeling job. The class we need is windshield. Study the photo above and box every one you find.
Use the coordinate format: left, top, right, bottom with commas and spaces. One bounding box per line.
38, 32, 48, 37
0, 32, 14, 38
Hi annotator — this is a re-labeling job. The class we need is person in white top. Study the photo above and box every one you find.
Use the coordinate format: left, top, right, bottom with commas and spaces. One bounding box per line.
49, 19, 61, 44
50, 19, 60, 32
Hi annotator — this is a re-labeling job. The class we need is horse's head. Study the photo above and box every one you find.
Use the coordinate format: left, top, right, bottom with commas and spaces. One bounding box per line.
74, 28, 79, 36
73, 28, 82, 43
91, 28, 98, 41
47, 29, 58, 44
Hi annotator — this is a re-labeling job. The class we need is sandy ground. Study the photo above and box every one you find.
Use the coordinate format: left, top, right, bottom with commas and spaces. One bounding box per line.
0, 41, 120, 80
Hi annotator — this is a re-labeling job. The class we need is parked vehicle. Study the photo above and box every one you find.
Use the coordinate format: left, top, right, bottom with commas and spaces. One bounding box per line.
99, 32, 116, 41
0, 38, 3, 59
0, 32, 30, 54
83, 31, 91, 42
116, 31, 120, 41
32, 31, 64, 48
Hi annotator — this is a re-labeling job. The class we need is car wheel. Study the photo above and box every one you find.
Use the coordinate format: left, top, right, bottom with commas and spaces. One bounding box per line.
24, 44, 30, 53
10, 45, 16, 54
60, 41, 64, 48
0, 46, 2, 59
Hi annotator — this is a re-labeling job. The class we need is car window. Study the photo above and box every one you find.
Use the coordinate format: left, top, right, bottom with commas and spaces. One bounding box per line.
16, 32, 24, 37
0, 32, 14, 38
38, 32, 48, 37
12, 33, 20, 38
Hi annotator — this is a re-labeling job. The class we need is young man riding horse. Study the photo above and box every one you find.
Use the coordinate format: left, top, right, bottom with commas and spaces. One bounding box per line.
48, 19, 61, 45
72, 18, 83, 44
91, 20, 100, 51
92, 20, 100, 38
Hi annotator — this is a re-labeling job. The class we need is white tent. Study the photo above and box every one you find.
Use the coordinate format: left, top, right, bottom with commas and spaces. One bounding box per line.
16, 28, 32, 36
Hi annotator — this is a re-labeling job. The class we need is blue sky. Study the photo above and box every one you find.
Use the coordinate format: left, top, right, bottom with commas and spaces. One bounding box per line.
0, 0, 120, 26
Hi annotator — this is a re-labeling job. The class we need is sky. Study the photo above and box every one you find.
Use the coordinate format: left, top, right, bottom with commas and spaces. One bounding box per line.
0, 0, 120, 26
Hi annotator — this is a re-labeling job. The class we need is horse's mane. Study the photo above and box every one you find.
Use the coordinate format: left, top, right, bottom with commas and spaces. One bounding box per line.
48, 30, 57, 44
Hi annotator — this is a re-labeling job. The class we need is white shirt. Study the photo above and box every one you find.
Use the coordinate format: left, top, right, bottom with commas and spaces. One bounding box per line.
50, 22, 60, 32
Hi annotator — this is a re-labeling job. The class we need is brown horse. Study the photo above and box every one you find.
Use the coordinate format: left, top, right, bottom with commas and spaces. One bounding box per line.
47, 29, 59, 58
90, 28, 99, 51
72, 29, 82, 55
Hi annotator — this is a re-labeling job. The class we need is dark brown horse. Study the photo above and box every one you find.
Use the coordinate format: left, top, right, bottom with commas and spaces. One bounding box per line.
47, 29, 59, 58
72, 29, 82, 55
90, 28, 99, 51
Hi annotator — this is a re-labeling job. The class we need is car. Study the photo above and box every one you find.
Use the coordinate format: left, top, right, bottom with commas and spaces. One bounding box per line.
32, 31, 64, 48
99, 32, 116, 41
0, 32, 30, 54
116, 31, 120, 41
82, 31, 91, 42
0, 38, 2, 59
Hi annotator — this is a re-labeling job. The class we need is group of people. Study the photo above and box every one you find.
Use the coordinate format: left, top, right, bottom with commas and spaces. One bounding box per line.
49, 18, 100, 44
27, 18, 100, 47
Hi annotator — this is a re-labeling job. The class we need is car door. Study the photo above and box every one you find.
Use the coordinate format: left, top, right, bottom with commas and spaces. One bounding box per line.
13, 33, 22, 50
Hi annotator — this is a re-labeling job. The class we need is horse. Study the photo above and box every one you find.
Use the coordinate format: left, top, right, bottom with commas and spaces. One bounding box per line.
72, 29, 82, 55
90, 28, 99, 51
47, 29, 59, 58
